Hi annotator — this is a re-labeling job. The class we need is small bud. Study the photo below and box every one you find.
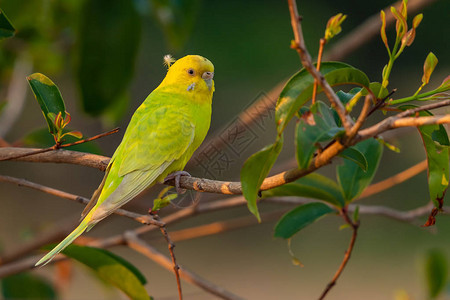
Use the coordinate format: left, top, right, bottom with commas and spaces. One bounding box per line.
391, 6, 407, 39
412, 13, 423, 29
422, 52, 438, 85
324, 13, 347, 41
380, 11, 389, 52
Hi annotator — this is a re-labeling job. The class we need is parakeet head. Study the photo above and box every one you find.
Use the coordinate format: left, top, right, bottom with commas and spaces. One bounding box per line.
161, 55, 215, 95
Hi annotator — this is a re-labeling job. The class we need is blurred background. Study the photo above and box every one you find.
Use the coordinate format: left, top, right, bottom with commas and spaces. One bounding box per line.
0, 0, 449, 299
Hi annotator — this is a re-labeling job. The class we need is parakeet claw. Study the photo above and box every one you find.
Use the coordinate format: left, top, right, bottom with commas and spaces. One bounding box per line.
164, 171, 191, 194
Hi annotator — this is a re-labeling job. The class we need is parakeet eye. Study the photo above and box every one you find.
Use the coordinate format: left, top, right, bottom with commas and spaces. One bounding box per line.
187, 68, 195, 76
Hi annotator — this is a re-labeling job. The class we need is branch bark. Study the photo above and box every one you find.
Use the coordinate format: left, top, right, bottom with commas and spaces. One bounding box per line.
124, 232, 244, 300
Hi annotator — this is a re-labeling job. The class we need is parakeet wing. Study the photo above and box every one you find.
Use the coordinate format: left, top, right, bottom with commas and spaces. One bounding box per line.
117, 98, 195, 177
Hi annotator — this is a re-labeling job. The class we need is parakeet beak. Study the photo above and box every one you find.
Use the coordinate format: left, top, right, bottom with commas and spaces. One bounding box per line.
202, 71, 214, 90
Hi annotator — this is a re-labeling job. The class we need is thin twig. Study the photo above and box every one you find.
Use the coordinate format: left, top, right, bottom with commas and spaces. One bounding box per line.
0, 127, 119, 162
0, 175, 164, 227
347, 95, 373, 141
319, 207, 359, 300
125, 232, 244, 300
159, 210, 285, 243
154, 215, 183, 300
360, 160, 427, 198
312, 38, 326, 105
287, 0, 354, 135
367, 89, 397, 117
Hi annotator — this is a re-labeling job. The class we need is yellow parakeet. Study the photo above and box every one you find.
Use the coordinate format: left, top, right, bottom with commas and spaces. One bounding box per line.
36, 55, 214, 266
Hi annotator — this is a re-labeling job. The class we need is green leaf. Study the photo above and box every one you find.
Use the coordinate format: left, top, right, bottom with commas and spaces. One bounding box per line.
0, 9, 15, 40
339, 147, 368, 171
425, 249, 448, 299
400, 105, 449, 208
151, 187, 178, 212
27, 73, 66, 134
367, 82, 389, 99
23, 127, 102, 154
263, 173, 344, 207
296, 101, 344, 169
274, 202, 334, 239
337, 138, 383, 202
54, 245, 149, 300
422, 52, 438, 85
76, 0, 141, 117
241, 137, 283, 221
1, 273, 57, 300
276, 62, 370, 134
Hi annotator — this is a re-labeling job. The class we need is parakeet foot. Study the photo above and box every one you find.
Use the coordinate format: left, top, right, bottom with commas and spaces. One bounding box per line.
164, 171, 191, 194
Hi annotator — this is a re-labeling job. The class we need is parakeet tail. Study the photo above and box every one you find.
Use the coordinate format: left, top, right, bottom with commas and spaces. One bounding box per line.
35, 219, 91, 267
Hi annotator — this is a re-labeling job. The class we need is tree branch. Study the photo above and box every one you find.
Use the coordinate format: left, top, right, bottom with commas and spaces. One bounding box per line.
319, 207, 359, 300
0, 175, 164, 227
287, 0, 353, 135
124, 232, 244, 300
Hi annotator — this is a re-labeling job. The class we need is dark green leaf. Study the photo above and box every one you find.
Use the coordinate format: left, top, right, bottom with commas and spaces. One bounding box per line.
339, 147, 368, 171
337, 138, 383, 202
23, 127, 102, 154
400, 105, 450, 208
296, 101, 344, 169
55, 245, 149, 300
366, 82, 389, 99
241, 137, 283, 221
0, 9, 15, 40
27, 73, 66, 134
425, 249, 447, 299
263, 173, 344, 207
150, 0, 201, 50
274, 202, 334, 239
93, 248, 147, 285
76, 0, 141, 117
1, 273, 57, 300
336, 90, 355, 104
276, 62, 370, 134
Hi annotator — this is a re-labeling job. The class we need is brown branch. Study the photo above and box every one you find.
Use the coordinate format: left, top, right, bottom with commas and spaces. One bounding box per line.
323, 0, 438, 61
0, 194, 444, 278
0, 127, 119, 162
358, 114, 450, 140
3, 101, 450, 196
288, 0, 353, 135
162, 210, 284, 243
319, 208, 359, 300
0, 147, 110, 171
154, 215, 183, 300
124, 232, 244, 300
360, 160, 427, 198
0, 175, 164, 227
312, 38, 326, 105
347, 95, 373, 141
